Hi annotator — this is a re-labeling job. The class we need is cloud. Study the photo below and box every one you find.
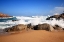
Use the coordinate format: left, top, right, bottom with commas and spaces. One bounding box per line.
50, 7, 64, 15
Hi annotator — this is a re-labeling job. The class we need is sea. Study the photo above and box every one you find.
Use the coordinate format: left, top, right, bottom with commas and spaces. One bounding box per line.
0, 15, 64, 34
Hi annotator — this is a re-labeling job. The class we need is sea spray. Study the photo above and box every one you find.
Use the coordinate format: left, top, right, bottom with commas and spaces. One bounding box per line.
0, 16, 64, 29
16, 16, 64, 28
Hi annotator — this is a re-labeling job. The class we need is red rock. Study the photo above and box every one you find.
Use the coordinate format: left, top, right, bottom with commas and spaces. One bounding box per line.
0, 13, 12, 17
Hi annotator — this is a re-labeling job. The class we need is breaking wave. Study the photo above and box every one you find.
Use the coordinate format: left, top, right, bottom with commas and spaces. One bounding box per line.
0, 15, 64, 29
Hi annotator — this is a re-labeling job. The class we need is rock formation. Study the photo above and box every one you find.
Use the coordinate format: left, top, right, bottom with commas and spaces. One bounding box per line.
46, 13, 64, 20
0, 13, 12, 17
37, 23, 54, 31
32, 23, 54, 31
4, 23, 64, 32
53, 25, 63, 31
4, 24, 27, 32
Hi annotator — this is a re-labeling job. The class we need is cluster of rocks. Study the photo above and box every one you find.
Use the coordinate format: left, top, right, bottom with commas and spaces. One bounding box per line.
32, 23, 64, 31
3, 13, 64, 32
46, 13, 64, 20
0, 13, 12, 17
4, 24, 27, 32
4, 23, 64, 32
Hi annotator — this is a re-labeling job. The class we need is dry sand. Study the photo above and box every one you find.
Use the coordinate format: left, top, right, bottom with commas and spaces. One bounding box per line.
0, 30, 64, 42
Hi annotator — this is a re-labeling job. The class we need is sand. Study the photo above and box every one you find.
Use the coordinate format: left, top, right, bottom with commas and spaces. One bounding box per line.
0, 30, 64, 42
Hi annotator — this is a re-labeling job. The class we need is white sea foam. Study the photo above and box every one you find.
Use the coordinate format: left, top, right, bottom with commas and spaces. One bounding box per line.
0, 15, 64, 29
15, 16, 64, 28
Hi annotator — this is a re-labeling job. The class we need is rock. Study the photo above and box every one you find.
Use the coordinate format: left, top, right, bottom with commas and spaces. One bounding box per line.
49, 25, 54, 31
4, 24, 27, 32
0, 13, 12, 17
63, 28, 64, 30
46, 16, 54, 20
16, 24, 27, 30
60, 13, 64, 19
38, 23, 50, 30
4, 28, 10, 32
27, 23, 33, 29
46, 13, 64, 20
27, 23, 54, 31
33, 25, 38, 30
37, 23, 54, 31
53, 25, 63, 31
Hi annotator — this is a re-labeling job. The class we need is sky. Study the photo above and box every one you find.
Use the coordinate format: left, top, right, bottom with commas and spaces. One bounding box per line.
0, 0, 64, 16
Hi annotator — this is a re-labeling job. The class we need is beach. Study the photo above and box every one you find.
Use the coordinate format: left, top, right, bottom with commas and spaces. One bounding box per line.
0, 30, 64, 42
0, 0, 64, 42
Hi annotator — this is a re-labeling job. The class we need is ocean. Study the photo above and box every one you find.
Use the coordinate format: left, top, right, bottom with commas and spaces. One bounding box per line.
0, 16, 64, 33
0, 16, 64, 29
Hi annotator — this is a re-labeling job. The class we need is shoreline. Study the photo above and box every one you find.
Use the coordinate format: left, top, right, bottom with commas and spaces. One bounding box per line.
0, 30, 64, 42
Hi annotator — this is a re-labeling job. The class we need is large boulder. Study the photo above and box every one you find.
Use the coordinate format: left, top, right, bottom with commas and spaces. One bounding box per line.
37, 23, 54, 31
38, 23, 50, 30
4, 24, 27, 32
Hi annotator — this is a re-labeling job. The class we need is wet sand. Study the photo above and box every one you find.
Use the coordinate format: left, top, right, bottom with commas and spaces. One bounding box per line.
0, 30, 64, 42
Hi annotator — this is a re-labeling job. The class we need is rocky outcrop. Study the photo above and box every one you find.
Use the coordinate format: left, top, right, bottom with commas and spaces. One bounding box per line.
32, 23, 54, 31
4, 24, 63, 32
4, 24, 27, 32
4, 26, 19, 32
53, 25, 63, 31
38, 23, 50, 30
0, 13, 12, 17
37, 23, 54, 31
46, 13, 64, 20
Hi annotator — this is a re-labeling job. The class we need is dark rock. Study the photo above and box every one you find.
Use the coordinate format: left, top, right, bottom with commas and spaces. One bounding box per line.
53, 25, 63, 30
4, 24, 27, 32
33, 23, 54, 31
46, 13, 64, 20
27, 23, 33, 29
38, 23, 50, 30
33, 25, 38, 30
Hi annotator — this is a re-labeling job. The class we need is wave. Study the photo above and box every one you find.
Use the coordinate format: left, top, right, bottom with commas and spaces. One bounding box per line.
0, 15, 64, 29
